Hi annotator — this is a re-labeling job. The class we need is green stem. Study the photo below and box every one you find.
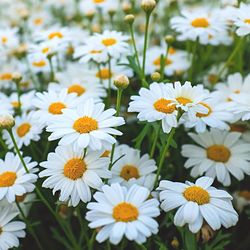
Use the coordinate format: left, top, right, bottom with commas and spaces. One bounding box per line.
88, 231, 97, 250
107, 56, 112, 107
142, 13, 151, 77
8, 129, 29, 173
218, 37, 245, 79
150, 124, 160, 158
188, 38, 199, 82
16, 201, 43, 250
48, 56, 55, 82
14, 80, 22, 115
109, 89, 123, 170
154, 127, 176, 188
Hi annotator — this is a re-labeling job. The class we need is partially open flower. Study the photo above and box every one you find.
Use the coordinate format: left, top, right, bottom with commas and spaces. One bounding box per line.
0, 114, 15, 129
197, 223, 215, 243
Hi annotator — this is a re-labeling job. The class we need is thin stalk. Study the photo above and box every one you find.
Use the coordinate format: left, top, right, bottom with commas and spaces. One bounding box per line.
150, 124, 160, 158
48, 56, 55, 82
7, 129, 29, 172
109, 89, 123, 170
16, 201, 43, 250
14, 80, 22, 115
218, 37, 244, 79
142, 13, 151, 77
188, 38, 199, 82
88, 231, 97, 250
107, 56, 112, 107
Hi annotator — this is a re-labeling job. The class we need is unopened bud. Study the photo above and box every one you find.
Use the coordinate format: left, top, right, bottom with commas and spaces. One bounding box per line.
122, 2, 132, 14
165, 35, 175, 45
0, 114, 15, 129
12, 72, 22, 82
151, 72, 161, 81
114, 75, 130, 89
124, 14, 135, 25
141, 0, 156, 13
171, 237, 180, 249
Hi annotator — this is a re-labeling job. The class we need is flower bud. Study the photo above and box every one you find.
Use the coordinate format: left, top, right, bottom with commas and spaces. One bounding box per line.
0, 114, 15, 130
141, 0, 156, 13
151, 72, 161, 81
165, 35, 175, 45
12, 72, 22, 83
122, 2, 132, 14
114, 75, 130, 89
171, 237, 180, 249
124, 14, 135, 25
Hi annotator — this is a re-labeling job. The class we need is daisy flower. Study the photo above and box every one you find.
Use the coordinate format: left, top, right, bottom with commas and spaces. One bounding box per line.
3, 112, 43, 150
170, 8, 228, 44
93, 61, 133, 89
183, 96, 234, 133
86, 183, 160, 245
145, 46, 190, 76
0, 206, 26, 250
181, 129, 250, 186
0, 93, 13, 115
0, 27, 19, 50
233, 190, 250, 212
28, 53, 50, 73
33, 88, 79, 126
159, 176, 238, 233
39, 145, 111, 207
93, 30, 130, 61
109, 144, 157, 190
47, 98, 125, 150
0, 152, 38, 203
128, 82, 178, 133
232, 3, 250, 36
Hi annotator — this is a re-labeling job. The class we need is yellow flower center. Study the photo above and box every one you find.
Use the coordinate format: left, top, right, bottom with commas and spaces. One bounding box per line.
73, 116, 98, 134
42, 47, 49, 54
16, 123, 31, 137
207, 145, 231, 163
0, 73, 12, 80
238, 190, 250, 200
96, 68, 112, 80
93, 0, 105, 3
48, 31, 64, 40
153, 57, 172, 67
154, 98, 176, 114
1, 36, 8, 44
120, 165, 139, 181
208, 74, 218, 85
63, 158, 87, 180
113, 202, 139, 222
191, 18, 209, 28
16, 194, 27, 203
102, 38, 117, 47
183, 186, 210, 205
244, 19, 250, 24
11, 101, 21, 108
68, 84, 86, 96
48, 102, 66, 115
0, 171, 17, 187
32, 60, 46, 67
101, 150, 110, 157
176, 97, 192, 105
234, 90, 240, 94
196, 102, 212, 118
168, 47, 176, 55
90, 50, 102, 54
34, 18, 43, 25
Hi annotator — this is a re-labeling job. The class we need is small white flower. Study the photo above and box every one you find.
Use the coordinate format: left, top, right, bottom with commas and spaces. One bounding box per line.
86, 183, 160, 245
47, 98, 125, 150
39, 145, 111, 207
0, 206, 26, 250
0, 152, 37, 203
159, 176, 238, 233
181, 129, 250, 186
109, 144, 157, 190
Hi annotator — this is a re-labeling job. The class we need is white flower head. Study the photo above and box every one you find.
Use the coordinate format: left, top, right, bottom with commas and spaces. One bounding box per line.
86, 183, 160, 245
159, 176, 238, 233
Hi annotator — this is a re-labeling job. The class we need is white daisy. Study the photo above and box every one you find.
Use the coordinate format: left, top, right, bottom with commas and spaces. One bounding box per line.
39, 145, 111, 207
0, 27, 19, 50
181, 129, 250, 186
0, 93, 13, 115
232, 3, 250, 36
33, 88, 79, 126
231, 93, 250, 121
183, 96, 234, 133
86, 183, 160, 245
109, 144, 157, 190
28, 53, 50, 73
159, 176, 238, 233
47, 98, 125, 150
128, 82, 178, 133
170, 8, 228, 44
0, 206, 26, 250
3, 112, 43, 150
0, 152, 37, 203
